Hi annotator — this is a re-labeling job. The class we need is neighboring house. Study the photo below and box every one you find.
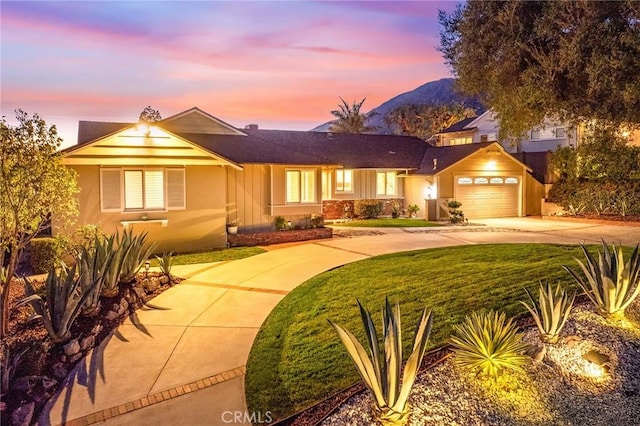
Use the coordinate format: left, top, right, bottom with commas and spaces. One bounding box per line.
61, 107, 544, 252
436, 110, 578, 153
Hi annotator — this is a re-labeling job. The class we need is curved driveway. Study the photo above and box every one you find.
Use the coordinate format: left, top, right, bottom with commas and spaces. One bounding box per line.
42, 218, 640, 425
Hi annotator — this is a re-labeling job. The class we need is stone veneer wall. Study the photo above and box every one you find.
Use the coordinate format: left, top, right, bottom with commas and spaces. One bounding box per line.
227, 227, 333, 247
322, 198, 404, 220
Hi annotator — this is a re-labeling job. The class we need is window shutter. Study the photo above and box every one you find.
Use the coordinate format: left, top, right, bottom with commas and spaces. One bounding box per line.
286, 171, 300, 203
124, 171, 144, 209
144, 170, 165, 209
100, 169, 122, 212
166, 169, 186, 210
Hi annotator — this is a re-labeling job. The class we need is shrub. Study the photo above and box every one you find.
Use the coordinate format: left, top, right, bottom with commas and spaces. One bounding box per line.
309, 214, 325, 229
275, 216, 288, 231
521, 282, 575, 344
450, 310, 528, 377
155, 251, 174, 278
17, 264, 98, 342
406, 204, 420, 218
30, 237, 62, 274
447, 200, 464, 223
564, 241, 640, 318
391, 200, 401, 218
548, 179, 640, 216
354, 200, 383, 219
329, 298, 433, 425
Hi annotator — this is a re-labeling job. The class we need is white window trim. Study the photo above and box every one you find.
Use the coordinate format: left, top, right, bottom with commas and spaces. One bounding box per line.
100, 167, 186, 213
285, 168, 316, 204
376, 171, 397, 196
124, 168, 166, 212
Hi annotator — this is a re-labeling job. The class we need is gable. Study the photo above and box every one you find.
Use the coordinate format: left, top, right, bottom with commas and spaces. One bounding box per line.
63, 124, 241, 168
160, 107, 246, 136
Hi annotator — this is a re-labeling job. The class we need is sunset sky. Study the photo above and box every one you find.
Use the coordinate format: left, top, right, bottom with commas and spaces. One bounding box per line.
1, 1, 459, 147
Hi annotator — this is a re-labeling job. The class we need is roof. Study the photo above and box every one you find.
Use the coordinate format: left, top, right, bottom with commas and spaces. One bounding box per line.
77, 121, 132, 145
415, 142, 496, 174
438, 117, 476, 134
511, 151, 553, 184
175, 129, 430, 168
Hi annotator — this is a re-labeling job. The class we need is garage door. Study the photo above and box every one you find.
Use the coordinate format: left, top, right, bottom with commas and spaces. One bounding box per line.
455, 176, 520, 218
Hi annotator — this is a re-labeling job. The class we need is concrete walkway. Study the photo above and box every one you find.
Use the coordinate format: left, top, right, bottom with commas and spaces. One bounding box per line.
40, 218, 640, 425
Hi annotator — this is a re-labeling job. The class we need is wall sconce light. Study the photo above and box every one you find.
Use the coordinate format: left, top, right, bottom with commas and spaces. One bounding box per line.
144, 261, 151, 277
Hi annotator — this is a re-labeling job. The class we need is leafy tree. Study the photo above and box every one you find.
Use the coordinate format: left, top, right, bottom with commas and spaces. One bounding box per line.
439, 1, 640, 138
329, 97, 378, 134
384, 103, 476, 141
550, 124, 640, 183
0, 111, 79, 338
138, 106, 162, 124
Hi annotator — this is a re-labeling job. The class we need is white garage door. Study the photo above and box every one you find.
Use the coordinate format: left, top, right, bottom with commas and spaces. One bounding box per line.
455, 176, 520, 218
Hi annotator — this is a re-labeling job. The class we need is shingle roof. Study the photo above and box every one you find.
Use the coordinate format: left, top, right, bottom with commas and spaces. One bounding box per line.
77, 121, 132, 145
438, 117, 476, 134
176, 129, 430, 168
415, 142, 496, 174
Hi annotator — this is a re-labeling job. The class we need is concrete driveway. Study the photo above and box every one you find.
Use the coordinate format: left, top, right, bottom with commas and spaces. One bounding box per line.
41, 218, 640, 425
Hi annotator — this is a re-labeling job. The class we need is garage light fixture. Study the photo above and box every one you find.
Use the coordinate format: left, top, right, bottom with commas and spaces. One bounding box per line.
485, 160, 497, 171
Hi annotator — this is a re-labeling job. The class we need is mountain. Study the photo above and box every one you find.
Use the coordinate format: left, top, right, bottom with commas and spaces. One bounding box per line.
311, 78, 486, 134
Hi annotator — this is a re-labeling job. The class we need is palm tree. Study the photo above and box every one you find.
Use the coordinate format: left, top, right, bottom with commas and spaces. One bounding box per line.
329, 97, 378, 133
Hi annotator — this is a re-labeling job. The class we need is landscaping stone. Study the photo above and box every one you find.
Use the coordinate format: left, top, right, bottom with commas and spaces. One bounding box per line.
42, 377, 57, 391
526, 344, 546, 362
63, 339, 80, 356
159, 275, 170, 285
12, 376, 38, 392
106, 310, 120, 321
11, 402, 34, 426
69, 353, 83, 364
563, 335, 582, 347
52, 363, 68, 380
144, 277, 160, 292
117, 298, 129, 315
91, 323, 102, 336
80, 335, 95, 351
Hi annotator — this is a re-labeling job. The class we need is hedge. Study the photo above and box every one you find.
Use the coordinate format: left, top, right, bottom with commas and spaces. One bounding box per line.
548, 179, 640, 216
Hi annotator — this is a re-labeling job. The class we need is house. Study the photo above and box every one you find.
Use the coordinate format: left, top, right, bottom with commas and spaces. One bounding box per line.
61, 107, 544, 252
436, 110, 578, 153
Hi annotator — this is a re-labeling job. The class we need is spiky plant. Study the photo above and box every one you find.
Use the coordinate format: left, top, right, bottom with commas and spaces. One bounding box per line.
117, 228, 157, 284
328, 298, 433, 426
100, 233, 128, 297
17, 264, 98, 342
521, 282, 575, 344
564, 241, 640, 318
450, 310, 528, 377
77, 236, 115, 316
1, 343, 27, 400
155, 251, 174, 279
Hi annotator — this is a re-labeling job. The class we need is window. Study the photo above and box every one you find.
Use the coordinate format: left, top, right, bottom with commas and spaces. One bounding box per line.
376, 171, 396, 196
505, 177, 519, 184
335, 169, 353, 192
555, 127, 566, 138
531, 130, 541, 140
449, 137, 472, 145
286, 169, 315, 203
100, 168, 185, 212
490, 177, 504, 184
480, 135, 488, 143
457, 177, 473, 185
474, 177, 489, 184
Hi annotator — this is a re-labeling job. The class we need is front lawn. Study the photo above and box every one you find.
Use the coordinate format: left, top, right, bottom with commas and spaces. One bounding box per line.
150, 246, 265, 266
331, 218, 444, 227
245, 243, 621, 420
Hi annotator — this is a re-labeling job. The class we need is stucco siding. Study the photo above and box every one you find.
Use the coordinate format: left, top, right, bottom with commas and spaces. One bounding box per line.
66, 165, 227, 253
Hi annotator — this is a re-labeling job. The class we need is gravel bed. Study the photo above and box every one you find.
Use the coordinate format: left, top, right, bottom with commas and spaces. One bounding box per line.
322, 303, 640, 426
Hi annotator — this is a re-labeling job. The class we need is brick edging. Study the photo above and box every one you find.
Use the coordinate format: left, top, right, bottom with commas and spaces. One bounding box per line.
62, 366, 246, 426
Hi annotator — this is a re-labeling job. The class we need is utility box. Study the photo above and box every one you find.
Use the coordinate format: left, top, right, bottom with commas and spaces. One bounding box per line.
425, 199, 437, 221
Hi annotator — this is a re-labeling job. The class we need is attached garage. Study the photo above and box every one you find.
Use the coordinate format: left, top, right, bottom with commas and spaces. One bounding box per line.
455, 176, 520, 218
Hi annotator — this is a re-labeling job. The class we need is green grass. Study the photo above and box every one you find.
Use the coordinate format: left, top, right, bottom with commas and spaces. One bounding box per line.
245, 243, 629, 420
331, 218, 444, 227
149, 247, 265, 266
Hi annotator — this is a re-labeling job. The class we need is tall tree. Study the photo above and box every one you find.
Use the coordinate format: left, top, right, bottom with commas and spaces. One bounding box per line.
385, 103, 477, 141
329, 97, 378, 134
439, 1, 640, 138
138, 106, 162, 124
0, 111, 79, 338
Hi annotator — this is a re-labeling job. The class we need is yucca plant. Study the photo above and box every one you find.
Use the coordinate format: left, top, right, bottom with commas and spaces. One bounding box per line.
17, 264, 99, 342
564, 241, 640, 318
328, 298, 433, 426
450, 310, 528, 377
521, 282, 575, 344
155, 251, 175, 279
117, 228, 157, 284
76, 236, 115, 316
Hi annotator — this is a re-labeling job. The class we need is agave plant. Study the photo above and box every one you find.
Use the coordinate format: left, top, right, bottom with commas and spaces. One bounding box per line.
450, 310, 528, 377
564, 241, 640, 318
76, 236, 115, 316
155, 251, 175, 279
521, 282, 575, 344
17, 264, 99, 343
100, 233, 127, 297
117, 228, 157, 284
1, 343, 27, 400
328, 298, 433, 426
